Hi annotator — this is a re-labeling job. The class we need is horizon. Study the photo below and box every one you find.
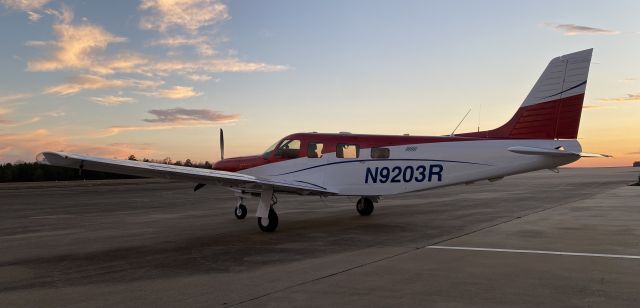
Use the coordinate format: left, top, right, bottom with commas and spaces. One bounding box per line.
1, 1, 639, 168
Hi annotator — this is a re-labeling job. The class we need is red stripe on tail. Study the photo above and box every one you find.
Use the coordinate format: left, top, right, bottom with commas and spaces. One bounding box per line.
460, 93, 584, 139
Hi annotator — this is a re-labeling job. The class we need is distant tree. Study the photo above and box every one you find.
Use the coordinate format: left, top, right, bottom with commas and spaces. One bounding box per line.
174, 160, 183, 166
128, 155, 137, 161
184, 159, 193, 167
33, 167, 45, 181
143, 158, 150, 162
204, 161, 213, 169
162, 157, 172, 165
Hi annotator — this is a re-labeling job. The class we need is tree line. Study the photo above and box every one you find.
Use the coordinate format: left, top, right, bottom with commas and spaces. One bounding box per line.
0, 155, 214, 183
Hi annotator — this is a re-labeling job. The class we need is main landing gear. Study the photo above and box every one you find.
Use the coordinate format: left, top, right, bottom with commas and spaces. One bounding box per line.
233, 191, 279, 232
258, 207, 279, 232
256, 192, 279, 232
356, 197, 375, 216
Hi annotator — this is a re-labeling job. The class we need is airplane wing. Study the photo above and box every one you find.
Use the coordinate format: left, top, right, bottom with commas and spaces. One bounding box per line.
507, 146, 611, 158
37, 151, 337, 196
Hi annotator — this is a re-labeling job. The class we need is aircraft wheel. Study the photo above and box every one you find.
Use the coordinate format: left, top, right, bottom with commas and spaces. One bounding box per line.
234, 204, 247, 220
258, 208, 279, 232
356, 197, 374, 216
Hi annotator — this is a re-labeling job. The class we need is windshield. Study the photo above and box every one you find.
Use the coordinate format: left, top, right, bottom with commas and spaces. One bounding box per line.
275, 139, 301, 159
262, 140, 280, 158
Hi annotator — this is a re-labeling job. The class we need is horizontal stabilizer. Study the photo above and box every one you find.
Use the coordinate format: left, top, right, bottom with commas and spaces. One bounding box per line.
508, 146, 611, 158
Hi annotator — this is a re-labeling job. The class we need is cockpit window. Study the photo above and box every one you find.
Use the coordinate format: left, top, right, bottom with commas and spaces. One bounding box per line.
262, 141, 279, 158
276, 139, 301, 159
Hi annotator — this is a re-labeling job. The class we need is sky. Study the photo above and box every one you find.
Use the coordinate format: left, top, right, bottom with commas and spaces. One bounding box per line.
0, 0, 639, 167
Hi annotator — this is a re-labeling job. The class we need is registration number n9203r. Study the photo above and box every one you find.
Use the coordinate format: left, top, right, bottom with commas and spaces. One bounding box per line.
365, 164, 443, 184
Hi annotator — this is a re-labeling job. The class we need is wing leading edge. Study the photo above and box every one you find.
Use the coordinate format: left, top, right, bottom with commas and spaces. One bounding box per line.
37, 151, 336, 196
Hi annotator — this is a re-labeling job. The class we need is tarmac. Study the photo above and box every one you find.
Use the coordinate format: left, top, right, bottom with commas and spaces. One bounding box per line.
0, 167, 639, 307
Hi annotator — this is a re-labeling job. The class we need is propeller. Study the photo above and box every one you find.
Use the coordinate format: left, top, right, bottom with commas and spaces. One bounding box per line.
195, 128, 224, 192
219, 128, 225, 161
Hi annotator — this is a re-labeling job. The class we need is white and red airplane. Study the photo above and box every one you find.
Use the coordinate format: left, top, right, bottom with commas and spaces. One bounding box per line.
39, 49, 607, 232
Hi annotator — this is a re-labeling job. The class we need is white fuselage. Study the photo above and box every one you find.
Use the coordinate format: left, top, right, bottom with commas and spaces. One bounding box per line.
239, 139, 581, 196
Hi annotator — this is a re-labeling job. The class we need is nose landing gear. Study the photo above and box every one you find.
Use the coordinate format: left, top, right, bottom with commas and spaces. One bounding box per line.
234, 196, 248, 219
234, 203, 247, 219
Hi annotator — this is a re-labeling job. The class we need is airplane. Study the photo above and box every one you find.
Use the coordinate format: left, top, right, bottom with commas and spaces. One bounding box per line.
38, 48, 608, 232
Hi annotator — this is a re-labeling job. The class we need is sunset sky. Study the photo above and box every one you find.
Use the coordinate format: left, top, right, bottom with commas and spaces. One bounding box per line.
0, 0, 638, 167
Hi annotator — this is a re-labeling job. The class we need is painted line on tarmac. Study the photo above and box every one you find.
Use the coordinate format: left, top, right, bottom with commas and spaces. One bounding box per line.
428, 245, 640, 260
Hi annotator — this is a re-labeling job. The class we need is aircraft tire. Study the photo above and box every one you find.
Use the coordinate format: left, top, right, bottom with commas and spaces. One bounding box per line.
235, 204, 248, 219
258, 208, 278, 232
356, 197, 374, 216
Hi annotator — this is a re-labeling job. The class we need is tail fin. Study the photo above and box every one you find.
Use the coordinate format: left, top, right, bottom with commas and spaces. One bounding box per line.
462, 49, 592, 139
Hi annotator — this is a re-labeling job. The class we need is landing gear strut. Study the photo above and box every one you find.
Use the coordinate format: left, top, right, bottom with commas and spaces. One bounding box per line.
256, 190, 279, 232
356, 197, 374, 216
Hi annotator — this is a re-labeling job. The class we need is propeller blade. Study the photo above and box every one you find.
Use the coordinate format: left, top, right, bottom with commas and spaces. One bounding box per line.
219, 128, 225, 160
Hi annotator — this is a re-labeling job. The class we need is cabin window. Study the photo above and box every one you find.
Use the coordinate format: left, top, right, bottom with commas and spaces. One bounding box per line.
307, 143, 323, 158
336, 144, 359, 159
371, 147, 390, 159
276, 139, 301, 159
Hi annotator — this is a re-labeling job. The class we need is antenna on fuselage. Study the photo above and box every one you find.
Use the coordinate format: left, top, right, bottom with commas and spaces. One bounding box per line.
477, 104, 481, 133
449, 108, 472, 136
219, 128, 225, 160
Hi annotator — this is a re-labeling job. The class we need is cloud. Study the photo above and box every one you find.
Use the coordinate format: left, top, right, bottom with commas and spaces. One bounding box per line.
151, 35, 216, 56
0, 93, 31, 103
627, 151, 640, 155
144, 107, 238, 123
185, 74, 215, 81
45, 75, 161, 95
620, 78, 637, 83
27, 6, 127, 72
0, 107, 40, 126
598, 93, 640, 103
27, 11, 42, 22
0, 107, 11, 122
544, 23, 619, 36
140, 86, 201, 99
90, 95, 136, 106
145, 58, 289, 76
1, 0, 51, 10
139, 0, 229, 32
0, 145, 11, 155
43, 4, 73, 24
0, 129, 157, 162
25, 6, 286, 78
90, 53, 150, 75
99, 107, 239, 136
45, 75, 129, 95
22, 4, 287, 102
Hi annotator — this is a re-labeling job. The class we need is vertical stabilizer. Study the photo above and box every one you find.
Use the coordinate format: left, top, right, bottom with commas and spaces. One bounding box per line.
461, 49, 592, 139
